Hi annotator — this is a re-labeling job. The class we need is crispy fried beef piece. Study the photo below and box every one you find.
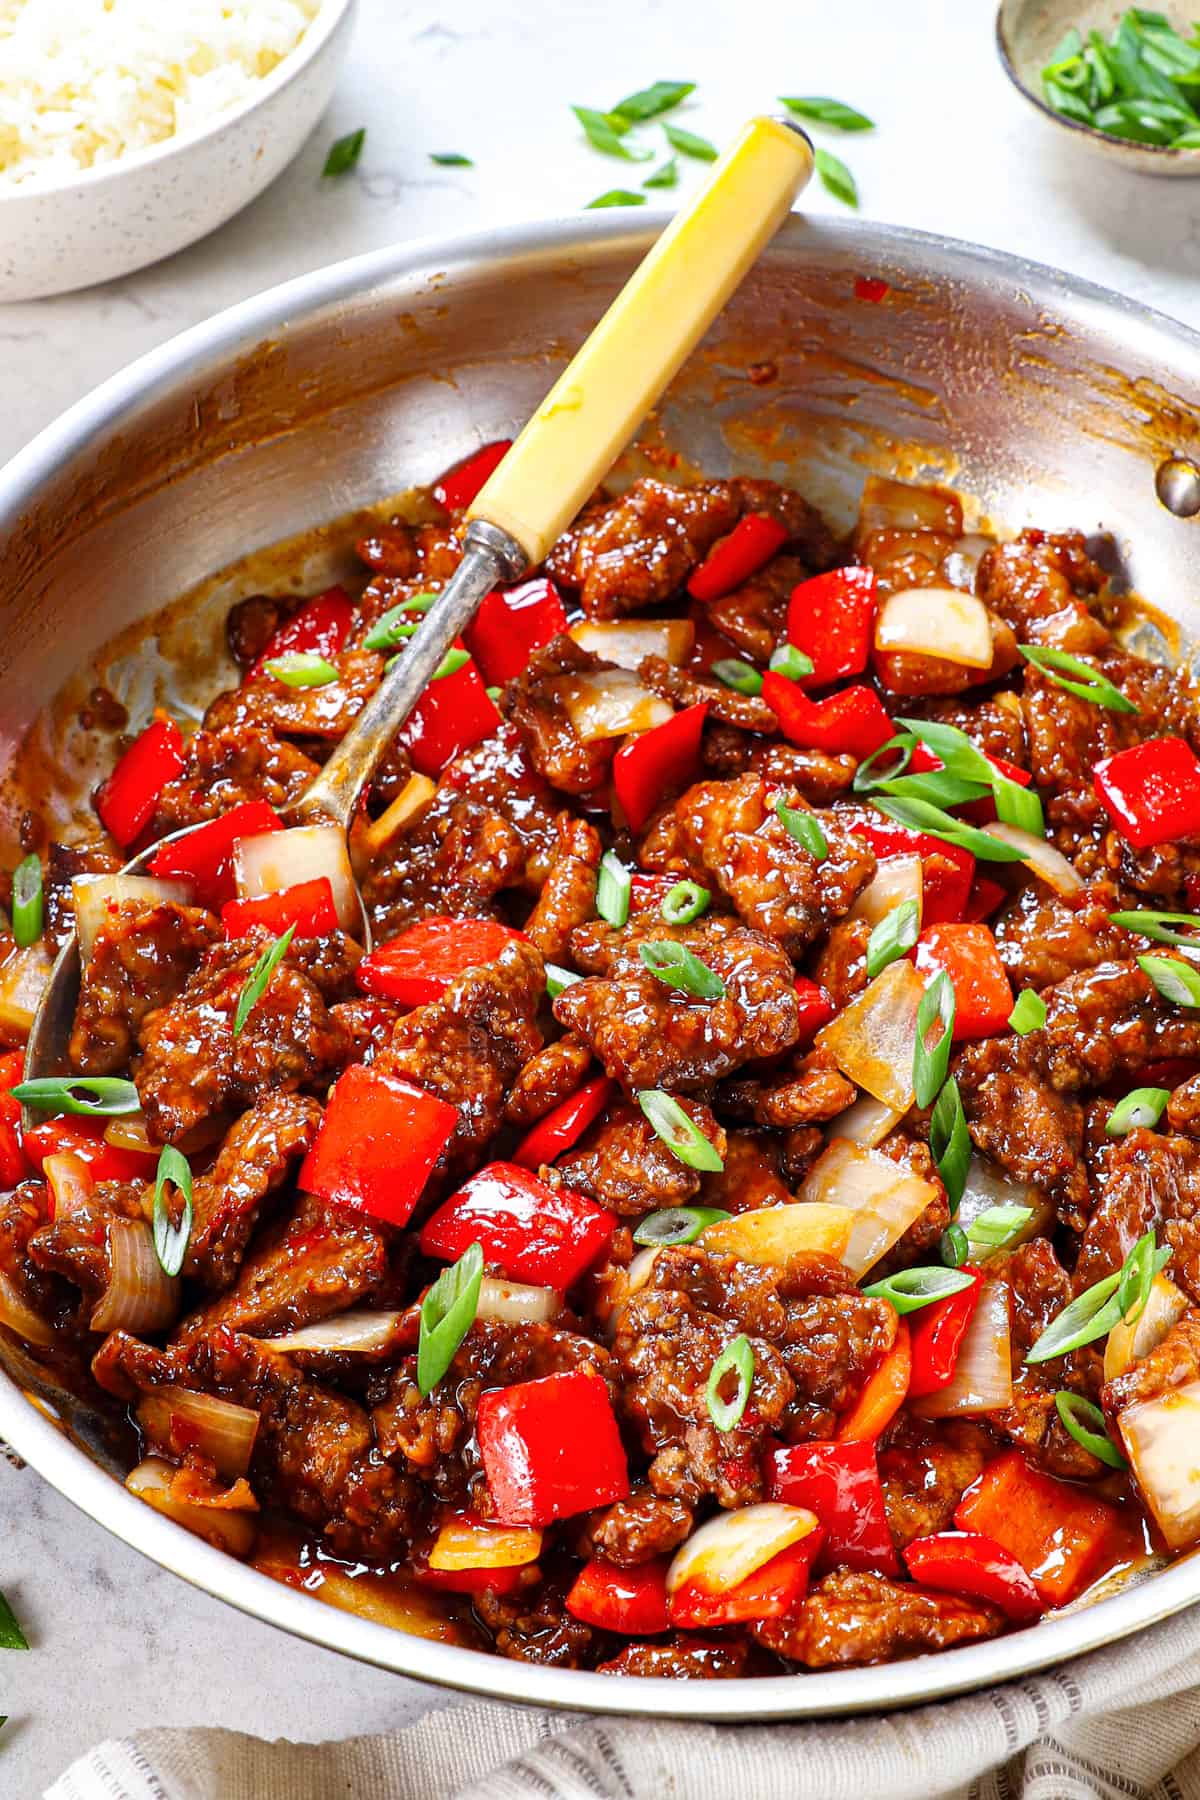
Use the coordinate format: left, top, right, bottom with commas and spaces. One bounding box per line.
522, 813, 601, 960
546, 478, 741, 619
70, 900, 220, 1076
755, 1568, 1003, 1666
27, 1178, 146, 1303
585, 1489, 694, 1566
878, 1416, 992, 1548
554, 1097, 723, 1215
151, 714, 318, 837
976, 529, 1108, 653
182, 1092, 323, 1289
597, 1635, 749, 1678
992, 881, 1128, 991
500, 636, 621, 795
43, 839, 121, 952
503, 1035, 595, 1127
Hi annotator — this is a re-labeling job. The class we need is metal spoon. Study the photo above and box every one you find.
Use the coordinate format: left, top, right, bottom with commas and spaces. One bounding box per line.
25, 117, 813, 1087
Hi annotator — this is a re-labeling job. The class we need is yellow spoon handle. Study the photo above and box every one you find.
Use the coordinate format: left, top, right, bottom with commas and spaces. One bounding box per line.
466, 115, 813, 567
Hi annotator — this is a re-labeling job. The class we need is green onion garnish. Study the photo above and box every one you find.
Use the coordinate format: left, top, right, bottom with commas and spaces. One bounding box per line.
633, 1205, 731, 1247
1038, 12, 1200, 150
874, 795, 1028, 862
940, 1223, 969, 1268
1019, 644, 1138, 714
1026, 1229, 1171, 1363
573, 105, 653, 159
992, 773, 1045, 838
430, 151, 473, 166
664, 122, 718, 160
865, 898, 920, 980
706, 1333, 754, 1431
661, 880, 710, 926
431, 647, 471, 681
362, 596, 438, 650
417, 1240, 484, 1396
638, 939, 725, 1000
264, 652, 339, 688
776, 799, 827, 860
643, 157, 679, 189
1138, 953, 1200, 1008
930, 1075, 971, 1213
486, 685, 503, 703
1110, 909, 1200, 956
610, 80, 696, 123
596, 851, 631, 927
637, 1089, 724, 1171
814, 146, 858, 208
9, 1076, 140, 1116
711, 659, 763, 696
11, 855, 42, 949
1107, 1086, 1171, 1137
768, 645, 815, 682
152, 1145, 193, 1278
0, 1591, 28, 1651
862, 1264, 976, 1314
586, 189, 647, 208
545, 963, 580, 999
323, 128, 366, 177
914, 971, 956, 1110
1118, 1227, 1166, 1326
779, 95, 875, 131
233, 924, 295, 1037
1008, 990, 1047, 1035
965, 1203, 1034, 1254
1054, 1392, 1126, 1469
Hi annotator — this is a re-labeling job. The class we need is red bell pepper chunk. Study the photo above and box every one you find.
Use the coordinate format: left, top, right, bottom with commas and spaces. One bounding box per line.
907, 1264, 983, 1398
854, 275, 890, 303
629, 871, 678, 913
767, 1439, 899, 1575
433, 439, 513, 513
462, 577, 569, 687
954, 1450, 1124, 1605
851, 819, 974, 927
148, 800, 281, 910
687, 513, 788, 602
477, 1368, 629, 1526
419, 1161, 616, 1291
762, 674, 894, 761
0, 1050, 30, 1190
1094, 735, 1200, 850
398, 658, 501, 777
613, 702, 708, 835
96, 718, 185, 849
963, 876, 1007, 923
512, 1077, 615, 1171
837, 1319, 912, 1443
913, 923, 1013, 1041
668, 1528, 825, 1629
566, 1557, 671, 1634
794, 977, 836, 1044
786, 567, 877, 688
356, 916, 526, 1008
903, 1530, 1043, 1624
221, 878, 339, 940
248, 586, 354, 680
21, 1114, 156, 1184
299, 1064, 457, 1227
416, 1561, 526, 1596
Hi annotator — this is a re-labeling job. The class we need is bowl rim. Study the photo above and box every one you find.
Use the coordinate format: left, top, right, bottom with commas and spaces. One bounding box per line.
0, 0, 356, 202
5, 209, 1200, 1716
994, 1, 1200, 161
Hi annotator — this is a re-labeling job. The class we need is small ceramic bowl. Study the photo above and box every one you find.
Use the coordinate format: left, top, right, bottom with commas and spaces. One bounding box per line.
0, 0, 358, 303
996, 0, 1200, 175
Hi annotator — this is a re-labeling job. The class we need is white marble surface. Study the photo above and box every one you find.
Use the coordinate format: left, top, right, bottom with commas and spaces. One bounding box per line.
3, 0, 1200, 1792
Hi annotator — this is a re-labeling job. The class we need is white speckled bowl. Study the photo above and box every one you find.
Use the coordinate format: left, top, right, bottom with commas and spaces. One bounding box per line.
0, 0, 358, 303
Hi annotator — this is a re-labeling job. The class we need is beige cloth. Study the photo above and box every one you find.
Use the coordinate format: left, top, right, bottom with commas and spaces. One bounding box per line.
43, 1601, 1200, 1800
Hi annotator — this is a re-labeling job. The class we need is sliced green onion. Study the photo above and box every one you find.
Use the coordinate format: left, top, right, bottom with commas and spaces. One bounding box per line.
545, 963, 580, 1000
596, 851, 631, 927
930, 1075, 971, 1213
664, 122, 718, 160
431, 647, 471, 681
776, 799, 827, 860
1026, 1271, 1122, 1363
992, 774, 1045, 838
1055, 1392, 1126, 1468
873, 796, 1028, 862
853, 735, 916, 793
637, 1089, 724, 1172
643, 157, 679, 189
1106, 1086, 1171, 1137
0, 1591, 28, 1651
706, 1333, 754, 1431
417, 1240, 484, 1396
633, 1205, 731, 1247
486, 685, 503, 703
1138, 953, 1200, 1008
11, 854, 42, 949
610, 80, 695, 122
768, 645, 815, 682
865, 897, 920, 980
940, 1223, 969, 1268
1009, 990, 1047, 1035
233, 924, 296, 1037
914, 971, 956, 1110
323, 128, 365, 177
363, 597, 438, 650
814, 146, 858, 208
152, 1145, 193, 1278
574, 104, 653, 159
430, 151, 473, 166
639, 939, 725, 1000
966, 1203, 1034, 1252
661, 880, 710, 926
862, 1265, 976, 1314
1019, 644, 1138, 714
779, 95, 875, 131
1110, 909, 1200, 957
264, 651, 339, 688
711, 658, 763, 697
586, 188, 647, 208
10, 1076, 140, 1116
877, 768, 988, 810
1117, 1228, 1170, 1326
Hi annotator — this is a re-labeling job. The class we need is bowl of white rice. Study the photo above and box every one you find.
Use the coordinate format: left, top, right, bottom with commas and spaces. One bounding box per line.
0, 0, 357, 301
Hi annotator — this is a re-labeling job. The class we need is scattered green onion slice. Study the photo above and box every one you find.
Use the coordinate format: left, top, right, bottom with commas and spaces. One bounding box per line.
1019, 644, 1138, 714
930, 1075, 971, 1213
638, 1089, 724, 1171
323, 128, 365, 177
362, 596, 437, 650
0, 1591, 28, 1651
992, 773, 1045, 838
1117, 1227, 1170, 1326
1026, 1230, 1171, 1363
873, 796, 1028, 862
814, 146, 858, 208
664, 122, 718, 160
430, 151, 473, 166
596, 851, 631, 927
865, 897, 920, 980
1107, 1086, 1171, 1137
768, 645, 815, 682
876, 768, 987, 811
1110, 909, 1200, 957
9, 1076, 140, 1116
780, 95, 875, 131
152, 1145, 193, 1279
712, 658, 764, 696
545, 963, 580, 1000
1138, 953, 1200, 1008
1055, 1392, 1127, 1468
633, 1205, 731, 1247
417, 1240, 484, 1397
11, 854, 42, 949
706, 1333, 754, 1431
854, 735, 917, 793
233, 924, 296, 1038
661, 879, 710, 926
639, 939, 725, 1000
574, 104, 652, 159
586, 188, 647, 208
940, 1223, 969, 1268
431, 647, 471, 681
264, 651, 339, 688
1009, 990, 1047, 1035
486, 685, 503, 703
776, 799, 827, 860
862, 1264, 976, 1314
966, 1203, 1034, 1252
611, 80, 695, 122
643, 157, 679, 189
914, 971, 956, 1110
